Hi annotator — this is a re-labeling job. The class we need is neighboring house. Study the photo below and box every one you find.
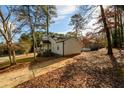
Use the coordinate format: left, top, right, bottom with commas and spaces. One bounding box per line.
40, 35, 82, 56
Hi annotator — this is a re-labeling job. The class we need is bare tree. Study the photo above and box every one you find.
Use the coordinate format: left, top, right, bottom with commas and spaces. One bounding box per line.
0, 6, 25, 65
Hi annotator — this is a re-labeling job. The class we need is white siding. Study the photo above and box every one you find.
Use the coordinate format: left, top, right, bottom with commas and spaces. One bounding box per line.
54, 42, 63, 55
50, 37, 57, 53
51, 41, 63, 55
50, 37, 81, 56
64, 38, 81, 55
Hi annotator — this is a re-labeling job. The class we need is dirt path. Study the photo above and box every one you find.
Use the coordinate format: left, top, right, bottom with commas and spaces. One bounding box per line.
0, 57, 77, 88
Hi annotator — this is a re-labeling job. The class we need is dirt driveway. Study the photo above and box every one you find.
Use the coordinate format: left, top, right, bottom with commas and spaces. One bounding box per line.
0, 56, 76, 88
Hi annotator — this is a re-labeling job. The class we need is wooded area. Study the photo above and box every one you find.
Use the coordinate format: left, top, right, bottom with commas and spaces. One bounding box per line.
0, 5, 124, 88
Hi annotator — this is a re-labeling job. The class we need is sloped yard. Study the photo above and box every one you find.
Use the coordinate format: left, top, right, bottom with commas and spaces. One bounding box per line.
0, 56, 71, 87
16, 48, 124, 88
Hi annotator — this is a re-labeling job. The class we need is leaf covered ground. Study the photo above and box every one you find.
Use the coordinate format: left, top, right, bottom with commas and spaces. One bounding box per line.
16, 48, 124, 88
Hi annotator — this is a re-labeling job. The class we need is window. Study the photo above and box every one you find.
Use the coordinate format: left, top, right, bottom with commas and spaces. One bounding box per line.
57, 46, 59, 50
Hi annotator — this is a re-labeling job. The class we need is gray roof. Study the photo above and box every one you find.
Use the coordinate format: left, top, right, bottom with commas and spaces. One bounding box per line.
55, 37, 78, 43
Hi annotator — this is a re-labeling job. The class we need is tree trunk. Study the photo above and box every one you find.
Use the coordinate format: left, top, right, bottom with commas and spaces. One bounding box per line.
113, 6, 118, 48
46, 6, 49, 36
100, 5, 113, 55
27, 6, 36, 61
120, 11, 123, 43
46, 6, 49, 50
76, 24, 78, 38
8, 45, 12, 64
117, 8, 122, 48
32, 27, 36, 60
12, 49, 16, 64
7, 41, 16, 65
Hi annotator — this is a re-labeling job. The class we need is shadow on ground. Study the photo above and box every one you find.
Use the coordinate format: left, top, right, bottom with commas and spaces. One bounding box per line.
58, 54, 124, 88
28, 55, 77, 71
16, 51, 124, 88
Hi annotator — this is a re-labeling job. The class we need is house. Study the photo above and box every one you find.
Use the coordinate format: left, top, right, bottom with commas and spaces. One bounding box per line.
40, 35, 82, 56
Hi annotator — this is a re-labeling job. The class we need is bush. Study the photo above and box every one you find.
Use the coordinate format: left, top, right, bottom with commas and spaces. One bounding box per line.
42, 50, 55, 57
19, 42, 32, 54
